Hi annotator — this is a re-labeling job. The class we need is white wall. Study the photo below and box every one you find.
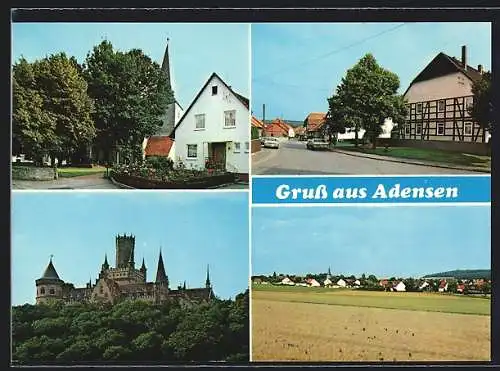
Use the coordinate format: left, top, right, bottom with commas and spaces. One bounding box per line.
175, 102, 184, 125
174, 74, 249, 174
404, 72, 474, 103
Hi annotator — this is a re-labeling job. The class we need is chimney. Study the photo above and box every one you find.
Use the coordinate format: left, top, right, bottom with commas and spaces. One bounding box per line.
478, 64, 483, 74
461, 45, 467, 70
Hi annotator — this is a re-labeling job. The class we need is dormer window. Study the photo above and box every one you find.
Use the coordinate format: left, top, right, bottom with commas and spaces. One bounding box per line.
212, 86, 218, 95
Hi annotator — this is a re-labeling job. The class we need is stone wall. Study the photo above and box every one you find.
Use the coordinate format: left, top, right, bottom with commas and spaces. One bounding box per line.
12, 166, 57, 181
385, 139, 491, 156
251, 139, 261, 153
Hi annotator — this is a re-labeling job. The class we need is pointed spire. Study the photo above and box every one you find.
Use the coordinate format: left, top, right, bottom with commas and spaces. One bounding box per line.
140, 257, 146, 270
161, 37, 171, 89
327, 267, 332, 278
155, 249, 168, 284
183, 280, 186, 290
102, 253, 109, 270
205, 264, 211, 288
41, 255, 61, 280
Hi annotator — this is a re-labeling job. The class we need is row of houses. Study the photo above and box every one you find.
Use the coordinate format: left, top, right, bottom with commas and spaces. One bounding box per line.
252, 45, 491, 146
253, 274, 491, 294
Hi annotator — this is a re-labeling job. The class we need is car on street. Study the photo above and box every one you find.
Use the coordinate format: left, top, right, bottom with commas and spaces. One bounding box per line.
306, 138, 330, 151
262, 137, 280, 149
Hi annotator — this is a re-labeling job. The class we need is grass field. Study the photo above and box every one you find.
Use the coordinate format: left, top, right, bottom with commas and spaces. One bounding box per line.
251, 286, 491, 362
57, 166, 106, 178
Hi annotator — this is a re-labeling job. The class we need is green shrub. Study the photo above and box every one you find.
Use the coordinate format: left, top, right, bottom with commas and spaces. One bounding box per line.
251, 127, 259, 140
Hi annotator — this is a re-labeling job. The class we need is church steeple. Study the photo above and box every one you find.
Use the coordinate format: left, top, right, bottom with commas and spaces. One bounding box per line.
161, 37, 172, 90
155, 249, 168, 285
327, 267, 332, 279
205, 264, 211, 288
157, 37, 177, 136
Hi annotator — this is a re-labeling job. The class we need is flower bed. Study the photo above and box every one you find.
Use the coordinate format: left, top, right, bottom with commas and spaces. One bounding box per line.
110, 164, 236, 189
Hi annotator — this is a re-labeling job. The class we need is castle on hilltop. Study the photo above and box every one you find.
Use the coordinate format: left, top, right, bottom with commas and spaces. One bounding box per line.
35, 234, 214, 305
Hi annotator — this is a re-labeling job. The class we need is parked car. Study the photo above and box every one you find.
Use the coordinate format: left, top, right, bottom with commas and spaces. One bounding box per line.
306, 138, 330, 150
260, 136, 268, 145
263, 137, 280, 149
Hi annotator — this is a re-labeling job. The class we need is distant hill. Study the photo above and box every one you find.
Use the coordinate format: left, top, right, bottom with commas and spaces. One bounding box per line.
423, 269, 491, 279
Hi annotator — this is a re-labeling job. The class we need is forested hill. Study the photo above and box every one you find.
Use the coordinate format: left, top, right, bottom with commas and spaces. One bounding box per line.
12, 290, 249, 365
422, 269, 491, 279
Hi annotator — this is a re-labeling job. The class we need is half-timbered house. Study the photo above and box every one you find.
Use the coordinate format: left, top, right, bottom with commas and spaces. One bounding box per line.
401, 45, 489, 143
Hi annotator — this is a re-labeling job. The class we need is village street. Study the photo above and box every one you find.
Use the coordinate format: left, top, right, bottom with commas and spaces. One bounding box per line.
252, 140, 478, 175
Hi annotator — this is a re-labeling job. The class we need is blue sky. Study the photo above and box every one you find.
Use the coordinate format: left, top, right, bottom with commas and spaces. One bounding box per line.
12, 23, 250, 109
12, 191, 249, 305
251, 22, 491, 121
252, 206, 490, 279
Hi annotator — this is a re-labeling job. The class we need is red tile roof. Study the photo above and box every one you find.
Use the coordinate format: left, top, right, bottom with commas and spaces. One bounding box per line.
252, 116, 265, 129
145, 136, 174, 157
305, 112, 326, 132
264, 118, 291, 137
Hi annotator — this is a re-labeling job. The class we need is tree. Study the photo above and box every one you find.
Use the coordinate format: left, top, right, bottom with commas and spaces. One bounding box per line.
83, 41, 174, 164
469, 71, 493, 134
327, 54, 407, 148
12, 54, 95, 165
367, 274, 378, 282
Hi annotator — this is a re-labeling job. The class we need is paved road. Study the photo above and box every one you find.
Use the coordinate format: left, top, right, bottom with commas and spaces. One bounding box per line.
12, 173, 121, 190
252, 140, 477, 175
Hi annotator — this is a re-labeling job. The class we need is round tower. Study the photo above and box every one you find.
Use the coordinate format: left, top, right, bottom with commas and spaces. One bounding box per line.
115, 234, 135, 269
35, 256, 64, 304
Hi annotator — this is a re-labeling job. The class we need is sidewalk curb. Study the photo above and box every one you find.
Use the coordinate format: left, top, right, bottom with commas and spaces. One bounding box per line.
109, 176, 136, 189
331, 148, 491, 174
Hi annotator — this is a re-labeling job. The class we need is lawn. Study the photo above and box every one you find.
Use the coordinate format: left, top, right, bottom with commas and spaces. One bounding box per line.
252, 285, 490, 316
337, 145, 491, 169
57, 166, 107, 178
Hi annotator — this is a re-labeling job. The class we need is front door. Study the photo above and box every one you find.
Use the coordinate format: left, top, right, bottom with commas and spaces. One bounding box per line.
211, 142, 226, 171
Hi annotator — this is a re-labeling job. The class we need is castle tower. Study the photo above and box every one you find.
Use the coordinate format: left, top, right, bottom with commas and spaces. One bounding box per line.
154, 249, 169, 303
158, 37, 177, 136
35, 256, 64, 304
140, 258, 147, 282
205, 264, 211, 289
155, 250, 169, 286
115, 234, 135, 268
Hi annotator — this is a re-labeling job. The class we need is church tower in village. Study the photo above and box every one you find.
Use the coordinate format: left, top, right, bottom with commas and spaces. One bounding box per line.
158, 38, 183, 136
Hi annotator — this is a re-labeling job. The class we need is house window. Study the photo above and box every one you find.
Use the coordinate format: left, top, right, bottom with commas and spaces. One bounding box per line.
234, 142, 241, 153
49, 288, 55, 295
195, 114, 205, 129
40, 287, 45, 295
416, 103, 423, 114
187, 144, 197, 158
438, 100, 445, 112
245, 142, 250, 153
437, 122, 445, 135
405, 124, 410, 135
224, 110, 236, 127
416, 123, 422, 135
212, 86, 218, 95
465, 97, 473, 110
464, 122, 472, 135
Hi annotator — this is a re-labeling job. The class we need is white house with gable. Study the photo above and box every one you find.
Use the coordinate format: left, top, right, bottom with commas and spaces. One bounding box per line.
281, 277, 295, 286
171, 72, 250, 179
